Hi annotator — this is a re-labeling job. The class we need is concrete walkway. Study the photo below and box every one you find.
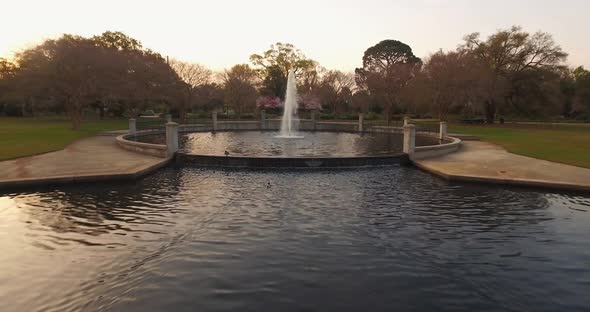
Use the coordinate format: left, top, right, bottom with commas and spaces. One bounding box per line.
0, 136, 170, 189
415, 141, 590, 192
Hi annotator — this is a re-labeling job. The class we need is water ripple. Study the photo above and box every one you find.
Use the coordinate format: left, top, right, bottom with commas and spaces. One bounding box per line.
0, 167, 589, 312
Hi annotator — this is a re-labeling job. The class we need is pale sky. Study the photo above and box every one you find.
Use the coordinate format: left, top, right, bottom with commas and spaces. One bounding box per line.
1, 0, 588, 71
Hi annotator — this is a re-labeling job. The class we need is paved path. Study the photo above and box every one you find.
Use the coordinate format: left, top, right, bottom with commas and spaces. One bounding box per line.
0, 136, 170, 189
415, 141, 590, 192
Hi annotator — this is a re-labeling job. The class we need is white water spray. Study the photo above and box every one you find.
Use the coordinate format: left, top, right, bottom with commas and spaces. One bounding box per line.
277, 71, 303, 138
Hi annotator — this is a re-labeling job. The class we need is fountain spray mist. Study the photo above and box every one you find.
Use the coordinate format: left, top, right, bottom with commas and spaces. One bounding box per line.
278, 71, 302, 138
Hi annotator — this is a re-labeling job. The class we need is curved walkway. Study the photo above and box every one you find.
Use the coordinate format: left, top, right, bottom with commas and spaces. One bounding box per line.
2, 133, 589, 193
0, 136, 170, 189
414, 141, 590, 192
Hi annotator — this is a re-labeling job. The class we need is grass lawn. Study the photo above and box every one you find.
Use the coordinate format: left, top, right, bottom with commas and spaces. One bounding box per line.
444, 122, 590, 169
2, 117, 589, 169
0, 117, 127, 161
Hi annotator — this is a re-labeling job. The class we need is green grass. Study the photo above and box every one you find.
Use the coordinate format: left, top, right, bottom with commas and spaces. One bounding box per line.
0, 117, 127, 161
2, 117, 589, 169
444, 123, 590, 169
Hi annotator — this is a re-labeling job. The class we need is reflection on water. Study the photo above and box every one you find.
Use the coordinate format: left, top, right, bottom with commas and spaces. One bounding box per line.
0, 167, 589, 312
136, 131, 440, 157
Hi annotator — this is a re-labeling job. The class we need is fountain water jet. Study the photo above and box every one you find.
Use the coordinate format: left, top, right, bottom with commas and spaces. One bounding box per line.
276, 71, 304, 139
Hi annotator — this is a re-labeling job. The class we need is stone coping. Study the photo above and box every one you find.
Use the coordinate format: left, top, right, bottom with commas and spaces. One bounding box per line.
413, 141, 590, 193
0, 159, 171, 189
414, 134, 462, 160
0, 135, 172, 190
116, 132, 167, 158
414, 161, 590, 193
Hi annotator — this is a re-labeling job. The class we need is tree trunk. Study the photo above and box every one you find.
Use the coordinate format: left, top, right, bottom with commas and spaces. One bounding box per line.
484, 99, 496, 124
29, 96, 36, 117
180, 87, 192, 124
100, 97, 107, 120
180, 103, 187, 124
72, 116, 81, 130
67, 96, 83, 130
384, 104, 392, 125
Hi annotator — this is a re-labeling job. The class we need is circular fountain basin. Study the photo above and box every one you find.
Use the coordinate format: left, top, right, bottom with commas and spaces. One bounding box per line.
181, 131, 441, 157
134, 130, 441, 168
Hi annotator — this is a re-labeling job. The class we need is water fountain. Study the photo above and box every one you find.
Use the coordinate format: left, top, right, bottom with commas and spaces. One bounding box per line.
276, 71, 304, 139
127, 68, 444, 167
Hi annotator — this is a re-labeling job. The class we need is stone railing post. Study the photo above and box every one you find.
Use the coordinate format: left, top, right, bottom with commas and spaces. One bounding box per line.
260, 110, 266, 130
403, 116, 411, 126
439, 121, 447, 141
403, 124, 416, 159
165, 114, 172, 123
129, 118, 136, 134
358, 113, 364, 132
212, 111, 218, 131
165, 122, 179, 158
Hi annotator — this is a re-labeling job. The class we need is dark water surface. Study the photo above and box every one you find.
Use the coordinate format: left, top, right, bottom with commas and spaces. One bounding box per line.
1, 167, 589, 312
136, 131, 440, 157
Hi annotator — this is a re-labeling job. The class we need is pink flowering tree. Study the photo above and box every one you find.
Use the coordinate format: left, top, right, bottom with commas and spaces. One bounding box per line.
256, 96, 281, 111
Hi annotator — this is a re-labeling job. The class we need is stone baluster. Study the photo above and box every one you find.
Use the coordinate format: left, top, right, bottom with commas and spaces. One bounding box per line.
439, 121, 447, 141
129, 118, 136, 135
166, 122, 179, 158
403, 124, 416, 159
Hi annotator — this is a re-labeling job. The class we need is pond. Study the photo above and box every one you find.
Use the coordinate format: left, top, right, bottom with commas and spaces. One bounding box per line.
133, 131, 441, 157
0, 167, 589, 311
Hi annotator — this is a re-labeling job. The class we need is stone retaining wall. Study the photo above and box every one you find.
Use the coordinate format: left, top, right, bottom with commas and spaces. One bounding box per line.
414, 134, 461, 160
176, 154, 409, 168
116, 131, 167, 158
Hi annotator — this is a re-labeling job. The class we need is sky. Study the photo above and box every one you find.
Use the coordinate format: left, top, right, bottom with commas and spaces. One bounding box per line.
1, 0, 588, 71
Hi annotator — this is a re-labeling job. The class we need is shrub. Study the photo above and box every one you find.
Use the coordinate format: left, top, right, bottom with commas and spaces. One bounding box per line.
574, 112, 590, 121
320, 112, 335, 120
240, 113, 255, 120
365, 112, 380, 120
1, 102, 23, 117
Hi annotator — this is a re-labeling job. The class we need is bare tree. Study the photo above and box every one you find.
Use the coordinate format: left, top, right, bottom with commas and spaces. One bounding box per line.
170, 59, 213, 121
11, 33, 181, 127
418, 51, 486, 121
0, 58, 17, 98
461, 26, 567, 122
222, 64, 258, 118
15, 35, 108, 129
318, 70, 356, 115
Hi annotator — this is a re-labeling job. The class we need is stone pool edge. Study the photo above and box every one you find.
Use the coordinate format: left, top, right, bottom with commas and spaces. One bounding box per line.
0, 156, 172, 190
413, 142, 590, 193
176, 153, 411, 169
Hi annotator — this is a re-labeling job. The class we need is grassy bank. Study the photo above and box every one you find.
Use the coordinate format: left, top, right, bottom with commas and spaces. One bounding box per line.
0, 118, 127, 160
444, 123, 590, 169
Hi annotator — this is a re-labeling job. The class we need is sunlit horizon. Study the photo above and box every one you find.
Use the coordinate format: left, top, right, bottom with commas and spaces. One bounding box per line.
1, 0, 589, 71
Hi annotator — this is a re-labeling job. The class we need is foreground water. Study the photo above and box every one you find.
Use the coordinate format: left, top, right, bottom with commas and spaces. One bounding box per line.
0, 167, 589, 312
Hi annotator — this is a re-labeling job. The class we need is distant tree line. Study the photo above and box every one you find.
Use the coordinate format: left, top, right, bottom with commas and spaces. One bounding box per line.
0, 32, 180, 128
355, 26, 590, 123
1, 27, 589, 130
